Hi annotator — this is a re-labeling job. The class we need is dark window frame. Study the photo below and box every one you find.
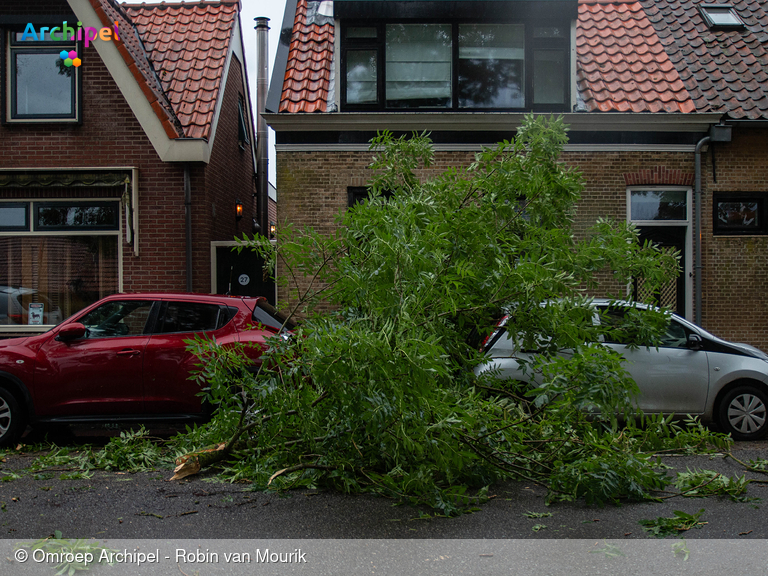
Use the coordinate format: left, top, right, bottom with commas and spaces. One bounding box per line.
154, 301, 234, 334
3, 27, 82, 123
0, 202, 30, 231
340, 19, 570, 113
347, 185, 393, 207
237, 97, 250, 149
713, 192, 768, 235
698, 4, 746, 30
34, 201, 120, 232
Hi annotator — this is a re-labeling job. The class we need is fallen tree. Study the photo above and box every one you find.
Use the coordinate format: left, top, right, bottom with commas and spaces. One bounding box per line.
175, 115, 730, 513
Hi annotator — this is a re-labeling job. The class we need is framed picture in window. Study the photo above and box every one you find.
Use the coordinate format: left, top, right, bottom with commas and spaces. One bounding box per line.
713, 193, 768, 235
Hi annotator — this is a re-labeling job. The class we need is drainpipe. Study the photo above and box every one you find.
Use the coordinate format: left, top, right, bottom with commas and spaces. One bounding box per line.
694, 123, 732, 326
255, 17, 270, 237
694, 136, 709, 326
184, 165, 192, 292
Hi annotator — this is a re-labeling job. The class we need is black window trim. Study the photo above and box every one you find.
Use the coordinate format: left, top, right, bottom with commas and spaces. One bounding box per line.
2, 26, 83, 124
34, 200, 120, 232
698, 4, 746, 30
712, 192, 768, 236
153, 301, 235, 335
340, 18, 570, 113
0, 201, 30, 231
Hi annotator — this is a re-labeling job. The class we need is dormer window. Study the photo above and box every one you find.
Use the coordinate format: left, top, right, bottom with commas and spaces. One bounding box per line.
698, 4, 746, 30
341, 21, 569, 112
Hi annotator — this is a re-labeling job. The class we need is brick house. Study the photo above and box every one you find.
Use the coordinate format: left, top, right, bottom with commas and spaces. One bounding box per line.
266, 0, 768, 349
0, 0, 277, 336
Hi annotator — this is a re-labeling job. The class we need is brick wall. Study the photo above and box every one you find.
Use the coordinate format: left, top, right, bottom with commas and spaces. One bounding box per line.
699, 127, 768, 347
277, 128, 768, 349
196, 55, 257, 293
1, 13, 256, 296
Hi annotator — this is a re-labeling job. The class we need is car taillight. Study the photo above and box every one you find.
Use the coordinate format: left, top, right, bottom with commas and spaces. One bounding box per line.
480, 315, 509, 352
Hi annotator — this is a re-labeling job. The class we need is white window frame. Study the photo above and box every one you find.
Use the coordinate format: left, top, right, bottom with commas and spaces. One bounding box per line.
626, 187, 692, 319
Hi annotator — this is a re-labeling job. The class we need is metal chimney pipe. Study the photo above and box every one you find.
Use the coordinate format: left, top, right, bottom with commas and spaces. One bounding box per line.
255, 17, 270, 238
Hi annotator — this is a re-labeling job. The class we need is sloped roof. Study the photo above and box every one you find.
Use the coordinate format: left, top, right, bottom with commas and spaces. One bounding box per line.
90, 0, 184, 138
278, 0, 768, 120
280, 0, 334, 113
577, 0, 695, 113
123, 1, 238, 139
89, 0, 239, 140
642, 0, 768, 119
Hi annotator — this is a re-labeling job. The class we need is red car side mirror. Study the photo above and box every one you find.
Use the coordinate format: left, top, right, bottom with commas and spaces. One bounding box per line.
56, 322, 87, 342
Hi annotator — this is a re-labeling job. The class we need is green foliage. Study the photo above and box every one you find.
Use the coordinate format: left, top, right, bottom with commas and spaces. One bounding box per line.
86, 427, 172, 472
639, 509, 707, 538
12, 427, 172, 478
188, 115, 724, 512
674, 469, 751, 501
16, 531, 118, 575
621, 414, 732, 454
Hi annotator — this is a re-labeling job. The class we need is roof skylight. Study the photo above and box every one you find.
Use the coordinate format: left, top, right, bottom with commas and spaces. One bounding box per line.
699, 4, 746, 30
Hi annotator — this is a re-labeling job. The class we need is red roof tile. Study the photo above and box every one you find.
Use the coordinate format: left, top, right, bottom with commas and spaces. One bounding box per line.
278, 0, 768, 119
280, 0, 334, 113
123, 0, 239, 139
577, 0, 695, 113
91, 0, 184, 138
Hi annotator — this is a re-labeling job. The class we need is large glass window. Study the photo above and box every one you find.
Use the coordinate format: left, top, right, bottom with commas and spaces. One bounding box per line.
0, 236, 119, 327
0, 200, 120, 328
458, 24, 524, 108
8, 31, 79, 121
386, 24, 452, 108
341, 20, 569, 111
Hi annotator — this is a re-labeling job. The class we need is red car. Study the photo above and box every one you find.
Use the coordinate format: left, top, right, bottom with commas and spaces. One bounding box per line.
0, 293, 291, 446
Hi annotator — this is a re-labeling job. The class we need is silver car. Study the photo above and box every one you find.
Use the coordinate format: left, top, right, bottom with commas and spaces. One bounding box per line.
475, 300, 768, 440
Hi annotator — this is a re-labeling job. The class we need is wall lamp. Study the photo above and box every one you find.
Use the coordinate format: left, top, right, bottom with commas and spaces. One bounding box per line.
235, 199, 244, 221
269, 221, 276, 238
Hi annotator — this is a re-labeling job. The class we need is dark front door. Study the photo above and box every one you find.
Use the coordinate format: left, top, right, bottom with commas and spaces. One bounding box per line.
215, 245, 275, 304
634, 226, 686, 317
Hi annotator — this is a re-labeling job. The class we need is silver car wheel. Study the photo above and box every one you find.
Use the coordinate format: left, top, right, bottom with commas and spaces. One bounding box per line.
0, 395, 10, 437
727, 393, 767, 434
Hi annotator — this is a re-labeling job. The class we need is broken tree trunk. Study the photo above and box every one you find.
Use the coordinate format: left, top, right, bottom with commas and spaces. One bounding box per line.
170, 443, 228, 480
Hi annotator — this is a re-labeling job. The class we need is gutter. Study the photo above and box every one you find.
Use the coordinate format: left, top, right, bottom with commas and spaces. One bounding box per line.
694, 124, 732, 326
264, 112, 725, 133
184, 165, 192, 291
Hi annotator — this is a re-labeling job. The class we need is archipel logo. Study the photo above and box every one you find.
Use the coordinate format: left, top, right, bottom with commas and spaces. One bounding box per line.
20, 21, 121, 66
60, 50, 81, 68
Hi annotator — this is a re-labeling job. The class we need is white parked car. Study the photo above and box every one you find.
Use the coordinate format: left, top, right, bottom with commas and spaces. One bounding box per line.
0, 286, 63, 326
475, 300, 768, 440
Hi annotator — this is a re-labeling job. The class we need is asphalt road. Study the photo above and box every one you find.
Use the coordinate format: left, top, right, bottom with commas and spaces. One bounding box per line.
1, 425, 767, 540
3, 426, 768, 575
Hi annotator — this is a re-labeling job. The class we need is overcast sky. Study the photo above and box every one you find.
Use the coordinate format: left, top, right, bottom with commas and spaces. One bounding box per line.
133, 0, 287, 184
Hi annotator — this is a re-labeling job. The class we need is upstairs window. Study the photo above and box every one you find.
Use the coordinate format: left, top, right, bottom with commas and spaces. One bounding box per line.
237, 97, 250, 149
341, 21, 569, 112
698, 4, 746, 30
5, 28, 80, 122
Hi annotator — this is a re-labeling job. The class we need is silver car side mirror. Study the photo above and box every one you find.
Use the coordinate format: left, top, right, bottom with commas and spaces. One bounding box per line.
687, 333, 704, 351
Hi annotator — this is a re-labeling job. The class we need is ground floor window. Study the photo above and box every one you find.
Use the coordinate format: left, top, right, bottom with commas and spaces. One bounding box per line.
0, 199, 120, 329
